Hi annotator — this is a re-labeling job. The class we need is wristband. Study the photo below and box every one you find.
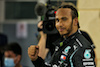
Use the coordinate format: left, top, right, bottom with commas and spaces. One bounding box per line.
37, 28, 43, 32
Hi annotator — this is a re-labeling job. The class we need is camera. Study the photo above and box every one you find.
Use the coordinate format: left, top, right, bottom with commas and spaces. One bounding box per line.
35, 2, 58, 34
43, 8, 58, 34
35, 2, 61, 53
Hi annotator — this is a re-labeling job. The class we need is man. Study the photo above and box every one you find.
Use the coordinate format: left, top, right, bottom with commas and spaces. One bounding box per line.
36, 21, 97, 63
4, 42, 23, 67
28, 5, 96, 67
0, 33, 8, 67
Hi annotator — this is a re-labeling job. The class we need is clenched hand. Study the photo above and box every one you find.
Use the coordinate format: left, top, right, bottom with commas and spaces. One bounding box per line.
28, 45, 39, 61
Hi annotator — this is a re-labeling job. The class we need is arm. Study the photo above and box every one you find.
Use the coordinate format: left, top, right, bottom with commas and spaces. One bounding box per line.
28, 45, 49, 67
81, 30, 97, 64
73, 47, 96, 67
94, 49, 97, 66
38, 31, 49, 59
28, 21, 50, 67
37, 21, 49, 59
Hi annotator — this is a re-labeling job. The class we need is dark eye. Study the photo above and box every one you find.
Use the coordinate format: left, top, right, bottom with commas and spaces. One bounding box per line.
55, 19, 59, 22
62, 17, 67, 21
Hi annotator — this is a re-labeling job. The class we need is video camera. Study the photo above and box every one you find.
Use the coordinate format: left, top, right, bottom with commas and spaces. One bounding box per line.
35, 1, 61, 54
35, 2, 58, 34
43, 7, 58, 34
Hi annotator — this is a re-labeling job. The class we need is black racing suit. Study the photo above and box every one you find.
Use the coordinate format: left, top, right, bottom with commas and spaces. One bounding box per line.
32, 30, 96, 67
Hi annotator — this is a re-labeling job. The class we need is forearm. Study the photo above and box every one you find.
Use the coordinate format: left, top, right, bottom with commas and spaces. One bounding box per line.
38, 32, 49, 59
32, 56, 46, 67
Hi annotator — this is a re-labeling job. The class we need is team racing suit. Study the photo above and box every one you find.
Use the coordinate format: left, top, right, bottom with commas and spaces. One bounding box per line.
32, 30, 96, 67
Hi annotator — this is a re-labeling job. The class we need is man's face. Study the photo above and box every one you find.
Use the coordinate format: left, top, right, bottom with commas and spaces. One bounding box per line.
55, 8, 73, 37
4, 51, 18, 64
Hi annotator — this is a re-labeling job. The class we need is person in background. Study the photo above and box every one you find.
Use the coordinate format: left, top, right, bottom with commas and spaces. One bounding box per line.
4, 42, 24, 67
0, 33, 8, 67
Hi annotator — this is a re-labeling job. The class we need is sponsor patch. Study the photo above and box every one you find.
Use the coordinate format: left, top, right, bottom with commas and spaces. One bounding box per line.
84, 49, 91, 59
53, 64, 58, 67
83, 62, 94, 66
73, 45, 77, 50
64, 46, 71, 54
60, 55, 66, 61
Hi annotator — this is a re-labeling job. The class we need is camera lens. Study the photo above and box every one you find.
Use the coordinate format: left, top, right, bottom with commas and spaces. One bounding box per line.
45, 22, 54, 31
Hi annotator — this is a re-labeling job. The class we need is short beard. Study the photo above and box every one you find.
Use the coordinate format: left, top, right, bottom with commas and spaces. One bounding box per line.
62, 21, 73, 37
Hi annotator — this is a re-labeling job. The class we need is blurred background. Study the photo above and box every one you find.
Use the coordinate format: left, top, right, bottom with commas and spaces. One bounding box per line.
0, 0, 100, 67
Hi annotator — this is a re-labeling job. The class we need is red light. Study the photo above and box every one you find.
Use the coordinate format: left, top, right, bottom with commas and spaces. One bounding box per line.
54, 11, 57, 14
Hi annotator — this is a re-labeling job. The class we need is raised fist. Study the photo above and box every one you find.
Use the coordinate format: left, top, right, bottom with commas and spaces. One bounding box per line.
28, 45, 39, 61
